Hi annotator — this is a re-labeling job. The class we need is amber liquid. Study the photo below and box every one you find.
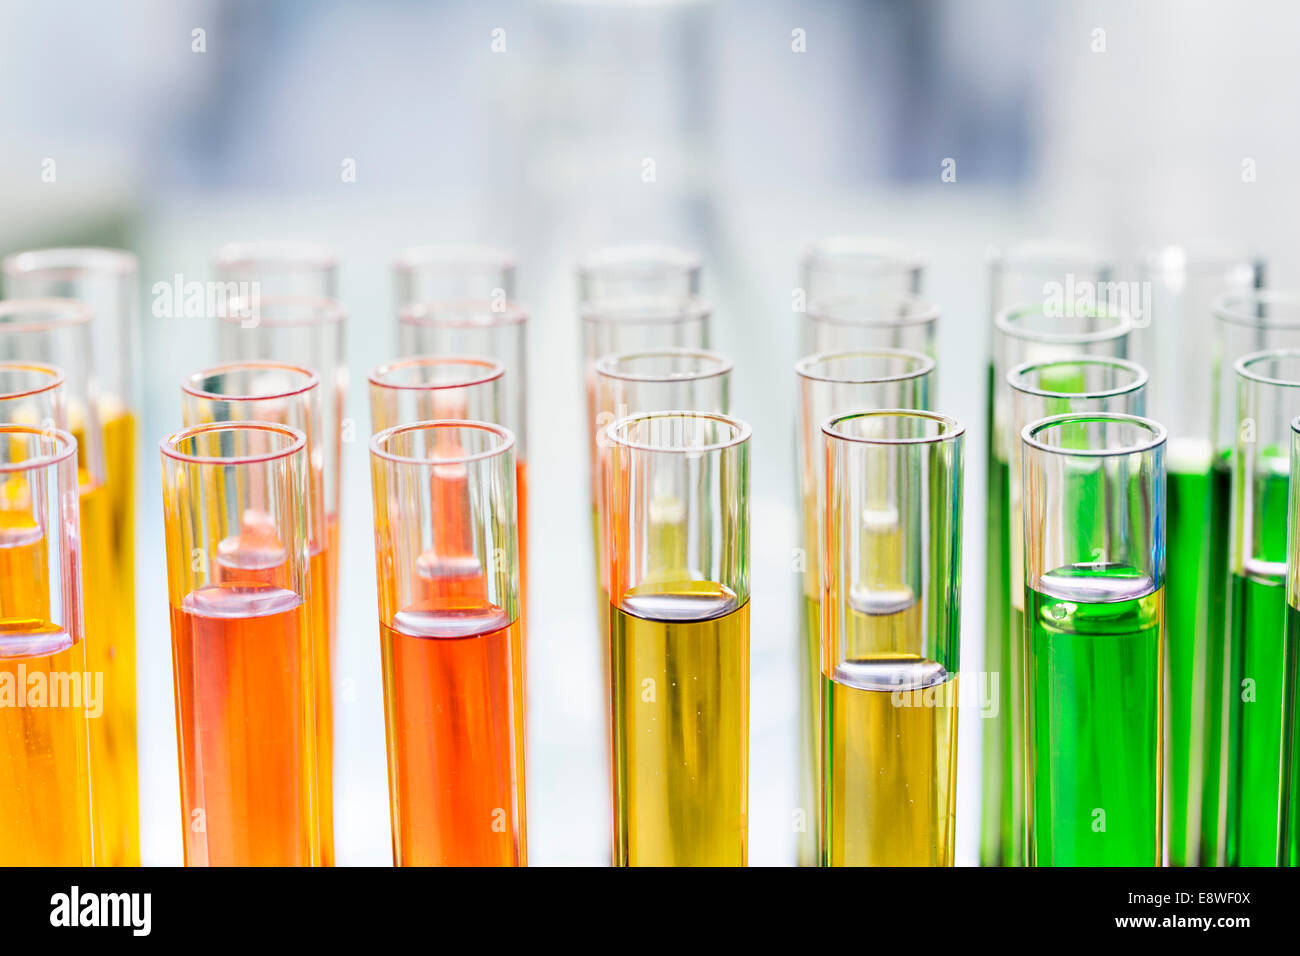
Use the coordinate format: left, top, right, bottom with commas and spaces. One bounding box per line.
0, 513, 93, 865
310, 528, 335, 868
170, 584, 318, 866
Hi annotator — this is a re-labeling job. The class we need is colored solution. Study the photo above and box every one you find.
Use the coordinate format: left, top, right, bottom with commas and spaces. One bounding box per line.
610, 580, 750, 866
380, 549, 525, 867
1225, 460, 1288, 867
1197, 456, 1232, 864
821, 581, 957, 867
799, 589, 820, 867
310, 530, 335, 868
171, 584, 316, 866
0, 516, 93, 865
1164, 448, 1213, 866
1026, 564, 1163, 867
1282, 603, 1300, 867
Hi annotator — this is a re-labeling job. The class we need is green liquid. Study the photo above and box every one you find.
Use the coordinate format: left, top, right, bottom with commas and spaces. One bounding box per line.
980, 413, 1019, 866
1198, 458, 1232, 863
1226, 572, 1286, 866
1164, 463, 1213, 865
1283, 604, 1300, 867
1026, 564, 1163, 867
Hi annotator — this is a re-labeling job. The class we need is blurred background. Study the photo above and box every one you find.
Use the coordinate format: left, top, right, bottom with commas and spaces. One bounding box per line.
1, 0, 1295, 865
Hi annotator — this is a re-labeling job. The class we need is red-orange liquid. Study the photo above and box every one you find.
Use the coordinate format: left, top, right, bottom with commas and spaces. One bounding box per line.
0, 518, 93, 866
309, 538, 334, 867
380, 606, 523, 866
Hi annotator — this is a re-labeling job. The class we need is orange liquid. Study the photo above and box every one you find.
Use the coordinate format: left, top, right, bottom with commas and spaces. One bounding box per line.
99, 405, 140, 866
310, 533, 335, 867
0, 516, 93, 865
380, 608, 524, 866
170, 582, 318, 866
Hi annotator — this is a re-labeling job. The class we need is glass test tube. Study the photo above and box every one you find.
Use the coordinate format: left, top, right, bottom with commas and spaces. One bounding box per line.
369, 356, 505, 434
219, 296, 346, 707
1224, 349, 1300, 866
393, 244, 517, 306
799, 295, 939, 360
800, 236, 926, 306
0, 299, 135, 867
370, 421, 525, 866
1022, 412, 1166, 866
1284, 415, 1300, 867
1203, 292, 1300, 865
582, 297, 711, 506
398, 302, 528, 620
180, 361, 335, 866
1136, 245, 1263, 868
160, 421, 319, 866
0, 424, 88, 865
214, 240, 339, 299
605, 411, 751, 866
821, 410, 964, 866
0, 362, 65, 430
793, 349, 935, 868
984, 304, 1133, 867
576, 243, 701, 306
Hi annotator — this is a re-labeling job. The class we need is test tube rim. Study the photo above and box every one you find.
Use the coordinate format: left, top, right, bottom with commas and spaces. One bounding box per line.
2, 246, 138, 279
0, 423, 76, 472
796, 347, 935, 385
1021, 411, 1167, 459
0, 297, 92, 333
994, 302, 1135, 345
393, 242, 517, 274
370, 418, 515, 466
579, 295, 711, 328
1213, 290, 1300, 330
216, 294, 346, 328
801, 235, 928, 276
213, 239, 339, 273
803, 293, 940, 329
398, 299, 527, 329
575, 242, 701, 281
605, 409, 750, 455
182, 359, 319, 403
369, 355, 505, 391
1007, 356, 1149, 401
160, 420, 306, 466
987, 239, 1109, 276
1233, 347, 1300, 390
595, 347, 732, 384
821, 408, 964, 446
0, 361, 65, 401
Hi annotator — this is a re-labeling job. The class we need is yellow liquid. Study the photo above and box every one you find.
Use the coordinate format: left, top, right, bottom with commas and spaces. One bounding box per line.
800, 592, 822, 863
0, 511, 93, 865
79, 405, 140, 867
823, 665, 958, 866
609, 580, 749, 866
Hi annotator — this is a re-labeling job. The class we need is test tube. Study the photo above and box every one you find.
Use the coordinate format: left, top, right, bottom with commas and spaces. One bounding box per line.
398, 303, 528, 617
1202, 292, 1300, 864
0, 424, 88, 865
1284, 414, 1300, 867
821, 410, 964, 866
793, 349, 935, 867
218, 296, 347, 673
370, 421, 525, 866
576, 243, 701, 305
983, 304, 1133, 867
393, 244, 516, 305
1224, 349, 1300, 866
179, 361, 335, 866
800, 295, 940, 359
0, 299, 136, 867
604, 411, 751, 866
214, 240, 339, 299
800, 236, 926, 305
1022, 412, 1166, 866
160, 421, 318, 866
1135, 245, 1263, 867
